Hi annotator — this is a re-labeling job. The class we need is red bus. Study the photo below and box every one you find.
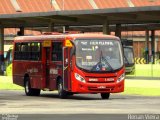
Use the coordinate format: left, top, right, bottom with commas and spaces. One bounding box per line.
13, 33, 125, 99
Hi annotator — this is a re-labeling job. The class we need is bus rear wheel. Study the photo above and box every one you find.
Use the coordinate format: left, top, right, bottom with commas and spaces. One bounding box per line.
100, 93, 110, 99
24, 77, 40, 96
57, 79, 67, 99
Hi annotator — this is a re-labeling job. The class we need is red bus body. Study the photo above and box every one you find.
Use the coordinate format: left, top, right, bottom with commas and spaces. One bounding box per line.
13, 34, 125, 99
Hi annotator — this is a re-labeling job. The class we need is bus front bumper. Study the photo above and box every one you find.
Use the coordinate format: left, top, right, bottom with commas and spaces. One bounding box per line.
72, 80, 124, 93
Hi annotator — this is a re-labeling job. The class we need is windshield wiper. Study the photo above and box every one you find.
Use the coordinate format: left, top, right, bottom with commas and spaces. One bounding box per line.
101, 51, 114, 72
90, 51, 103, 71
91, 51, 114, 72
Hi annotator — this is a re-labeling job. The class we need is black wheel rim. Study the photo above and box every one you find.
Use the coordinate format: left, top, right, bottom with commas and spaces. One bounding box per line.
58, 82, 62, 96
25, 81, 29, 93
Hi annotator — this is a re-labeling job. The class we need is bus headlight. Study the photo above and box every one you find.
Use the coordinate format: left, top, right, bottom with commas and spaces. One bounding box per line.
117, 73, 125, 83
75, 73, 86, 83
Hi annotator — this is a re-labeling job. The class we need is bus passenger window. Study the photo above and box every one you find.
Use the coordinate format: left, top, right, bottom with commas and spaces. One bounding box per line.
31, 43, 41, 61
14, 42, 41, 61
21, 43, 30, 60
52, 42, 62, 61
14, 43, 21, 60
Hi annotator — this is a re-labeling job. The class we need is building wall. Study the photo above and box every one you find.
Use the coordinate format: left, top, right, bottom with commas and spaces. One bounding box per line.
133, 38, 160, 58
133, 41, 145, 58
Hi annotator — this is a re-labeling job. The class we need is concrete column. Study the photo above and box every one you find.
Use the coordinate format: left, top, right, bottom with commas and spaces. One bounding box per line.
0, 27, 4, 75
63, 26, 65, 33
20, 27, 24, 35
17, 27, 24, 36
115, 24, 121, 39
48, 22, 54, 32
63, 26, 69, 33
103, 20, 110, 35
65, 25, 69, 31
145, 30, 149, 64
151, 30, 155, 64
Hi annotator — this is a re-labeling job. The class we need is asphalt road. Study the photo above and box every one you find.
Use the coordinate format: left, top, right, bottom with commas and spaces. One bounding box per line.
0, 90, 160, 115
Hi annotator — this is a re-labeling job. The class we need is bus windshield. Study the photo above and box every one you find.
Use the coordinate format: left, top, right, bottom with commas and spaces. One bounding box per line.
124, 47, 134, 64
75, 39, 123, 72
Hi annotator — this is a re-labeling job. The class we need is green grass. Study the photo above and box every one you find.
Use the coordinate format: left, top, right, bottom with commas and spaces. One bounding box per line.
124, 87, 160, 96
123, 80, 160, 96
0, 76, 160, 96
128, 64, 160, 77
0, 76, 23, 90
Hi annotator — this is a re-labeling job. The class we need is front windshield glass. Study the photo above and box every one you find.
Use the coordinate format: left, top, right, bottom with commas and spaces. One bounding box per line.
75, 39, 123, 72
124, 47, 134, 64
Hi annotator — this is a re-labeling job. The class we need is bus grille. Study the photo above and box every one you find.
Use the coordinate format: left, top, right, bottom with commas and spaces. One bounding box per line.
88, 87, 114, 91
87, 81, 114, 83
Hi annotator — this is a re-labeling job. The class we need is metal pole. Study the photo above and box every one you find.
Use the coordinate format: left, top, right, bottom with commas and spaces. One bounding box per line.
151, 30, 155, 77
103, 20, 110, 35
151, 30, 155, 64
0, 27, 4, 75
115, 24, 121, 39
145, 30, 149, 64
48, 22, 54, 32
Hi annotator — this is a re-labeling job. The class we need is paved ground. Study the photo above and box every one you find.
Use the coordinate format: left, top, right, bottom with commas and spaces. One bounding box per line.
0, 90, 160, 115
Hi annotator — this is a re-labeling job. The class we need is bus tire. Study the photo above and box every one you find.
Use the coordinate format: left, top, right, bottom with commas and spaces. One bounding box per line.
67, 92, 74, 96
57, 79, 67, 99
33, 89, 41, 96
24, 77, 40, 96
100, 93, 110, 99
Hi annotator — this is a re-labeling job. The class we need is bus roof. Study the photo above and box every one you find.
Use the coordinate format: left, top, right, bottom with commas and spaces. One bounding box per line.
14, 33, 120, 41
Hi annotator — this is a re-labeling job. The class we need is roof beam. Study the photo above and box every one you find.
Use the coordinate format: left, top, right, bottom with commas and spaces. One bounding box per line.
0, 18, 25, 24
25, 23, 160, 33
25, 17, 51, 23
138, 12, 160, 21
76, 15, 105, 22
106, 13, 137, 21
37, 15, 77, 22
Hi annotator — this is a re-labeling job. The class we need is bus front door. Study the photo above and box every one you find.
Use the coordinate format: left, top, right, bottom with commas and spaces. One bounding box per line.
63, 47, 71, 91
42, 47, 51, 88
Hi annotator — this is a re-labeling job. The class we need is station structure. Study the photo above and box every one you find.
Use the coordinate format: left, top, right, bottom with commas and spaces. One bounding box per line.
1, 0, 160, 74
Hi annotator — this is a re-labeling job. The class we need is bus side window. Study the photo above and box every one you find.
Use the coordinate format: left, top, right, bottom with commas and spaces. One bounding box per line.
14, 42, 41, 61
14, 43, 21, 60
31, 42, 41, 61
52, 42, 62, 61
21, 43, 30, 60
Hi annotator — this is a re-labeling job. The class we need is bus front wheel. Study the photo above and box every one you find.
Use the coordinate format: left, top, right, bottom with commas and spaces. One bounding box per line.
100, 93, 110, 99
58, 79, 67, 99
24, 77, 40, 96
